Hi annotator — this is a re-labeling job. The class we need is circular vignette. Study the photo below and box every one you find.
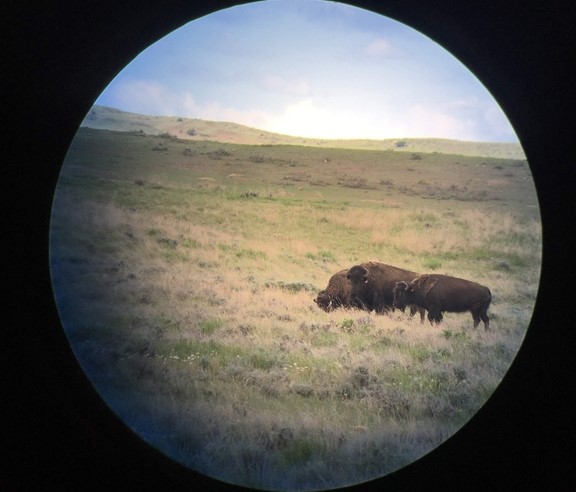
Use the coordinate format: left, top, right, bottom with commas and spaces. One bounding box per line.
7, 1, 573, 491
50, 2, 541, 491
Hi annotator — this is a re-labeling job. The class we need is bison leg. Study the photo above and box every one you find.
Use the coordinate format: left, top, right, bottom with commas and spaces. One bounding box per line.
480, 311, 490, 331
427, 308, 442, 325
380, 304, 394, 315
471, 309, 490, 330
408, 305, 426, 324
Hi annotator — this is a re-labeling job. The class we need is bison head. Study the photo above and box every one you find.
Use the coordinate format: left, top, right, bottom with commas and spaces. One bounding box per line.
346, 265, 370, 284
314, 290, 333, 311
392, 280, 414, 310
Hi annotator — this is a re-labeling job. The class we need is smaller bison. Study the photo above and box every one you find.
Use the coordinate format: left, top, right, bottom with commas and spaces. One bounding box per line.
393, 274, 491, 330
314, 269, 354, 311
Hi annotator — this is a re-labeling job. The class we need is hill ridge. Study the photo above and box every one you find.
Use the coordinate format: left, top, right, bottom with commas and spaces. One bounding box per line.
81, 105, 525, 160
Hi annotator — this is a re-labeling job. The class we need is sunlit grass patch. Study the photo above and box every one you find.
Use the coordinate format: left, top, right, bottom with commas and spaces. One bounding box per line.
198, 318, 224, 335
422, 257, 443, 270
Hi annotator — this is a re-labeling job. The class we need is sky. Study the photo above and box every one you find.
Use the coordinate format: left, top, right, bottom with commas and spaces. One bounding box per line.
95, 0, 519, 143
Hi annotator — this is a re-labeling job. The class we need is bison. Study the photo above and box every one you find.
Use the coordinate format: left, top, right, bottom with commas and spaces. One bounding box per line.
345, 262, 425, 321
314, 269, 354, 311
393, 274, 491, 330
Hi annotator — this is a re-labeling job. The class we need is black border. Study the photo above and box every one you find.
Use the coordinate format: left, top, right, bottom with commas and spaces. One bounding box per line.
4, 1, 575, 490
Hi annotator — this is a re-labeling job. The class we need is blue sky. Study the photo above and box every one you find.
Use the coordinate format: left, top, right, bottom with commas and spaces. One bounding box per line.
96, 0, 518, 142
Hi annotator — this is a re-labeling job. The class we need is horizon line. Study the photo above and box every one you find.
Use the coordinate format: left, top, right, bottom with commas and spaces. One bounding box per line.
88, 104, 522, 146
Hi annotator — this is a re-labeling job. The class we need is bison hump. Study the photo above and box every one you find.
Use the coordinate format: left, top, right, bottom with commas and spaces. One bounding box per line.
415, 274, 438, 297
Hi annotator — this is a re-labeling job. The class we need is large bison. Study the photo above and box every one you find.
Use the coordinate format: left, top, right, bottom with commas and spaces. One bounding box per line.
314, 269, 354, 311
345, 262, 425, 321
393, 274, 491, 330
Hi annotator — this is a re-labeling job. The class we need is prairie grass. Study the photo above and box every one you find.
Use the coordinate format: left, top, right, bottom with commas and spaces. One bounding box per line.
50, 128, 541, 491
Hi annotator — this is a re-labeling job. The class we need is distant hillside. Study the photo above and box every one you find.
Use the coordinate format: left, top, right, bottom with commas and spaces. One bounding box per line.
81, 105, 526, 160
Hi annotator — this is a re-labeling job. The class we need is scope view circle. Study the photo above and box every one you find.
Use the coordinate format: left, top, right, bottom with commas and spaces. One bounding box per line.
49, 1, 541, 490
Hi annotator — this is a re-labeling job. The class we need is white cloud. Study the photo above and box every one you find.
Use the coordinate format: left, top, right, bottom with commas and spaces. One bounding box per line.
448, 97, 480, 110
402, 103, 477, 140
189, 100, 270, 129
445, 97, 517, 141
104, 79, 517, 142
180, 96, 271, 130
365, 37, 395, 57
108, 79, 270, 129
265, 99, 375, 139
110, 80, 178, 115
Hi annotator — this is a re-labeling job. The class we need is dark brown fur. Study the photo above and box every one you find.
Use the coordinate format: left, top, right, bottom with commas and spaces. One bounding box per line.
346, 262, 425, 321
314, 270, 353, 311
393, 274, 491, 330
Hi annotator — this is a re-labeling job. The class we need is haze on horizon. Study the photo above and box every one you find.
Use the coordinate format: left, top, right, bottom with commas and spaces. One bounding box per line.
95, 0, 519, 143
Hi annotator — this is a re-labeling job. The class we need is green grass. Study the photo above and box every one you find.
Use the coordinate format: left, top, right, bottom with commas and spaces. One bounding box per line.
49, 126, 541, 491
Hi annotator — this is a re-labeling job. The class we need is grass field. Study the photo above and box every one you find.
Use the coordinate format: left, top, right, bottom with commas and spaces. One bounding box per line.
50, 126, 540, 490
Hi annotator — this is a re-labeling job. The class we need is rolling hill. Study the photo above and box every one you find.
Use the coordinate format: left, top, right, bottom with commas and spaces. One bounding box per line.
81, 105, 526, 160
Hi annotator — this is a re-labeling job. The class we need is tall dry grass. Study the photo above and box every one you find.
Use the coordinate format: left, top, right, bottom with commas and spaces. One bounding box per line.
49, 131, 540, 491
52, 198, 535, 490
